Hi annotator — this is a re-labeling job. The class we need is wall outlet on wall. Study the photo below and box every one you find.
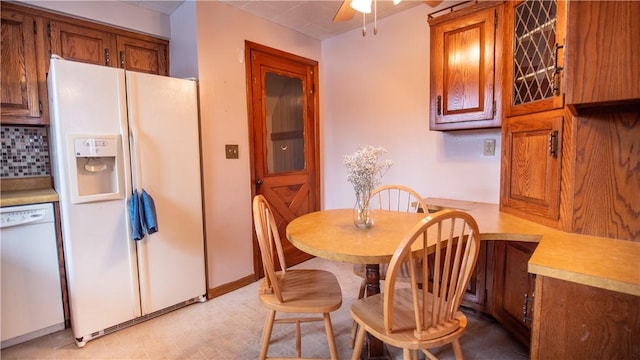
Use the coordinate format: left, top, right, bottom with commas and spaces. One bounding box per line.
225, 144, 239, 159
483, 139, 496, 156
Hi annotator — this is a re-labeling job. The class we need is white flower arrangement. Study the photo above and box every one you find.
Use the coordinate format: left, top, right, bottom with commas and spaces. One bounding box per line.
344, 145, 393, 194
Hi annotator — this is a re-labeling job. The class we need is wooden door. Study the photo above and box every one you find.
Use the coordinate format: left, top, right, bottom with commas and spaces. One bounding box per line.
48, 20, 115, 67
500, 109, 563, 224
429, 4, 502, 130
1, 9, 43, 123
116, 35, 168, 75
504, 0, 566, 117
492, 240, 538, 347
246, 41, 320, 275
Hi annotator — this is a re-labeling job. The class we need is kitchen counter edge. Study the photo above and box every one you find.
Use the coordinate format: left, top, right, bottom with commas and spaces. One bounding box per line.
425, 197, 640, 297
1, 188, 59, 207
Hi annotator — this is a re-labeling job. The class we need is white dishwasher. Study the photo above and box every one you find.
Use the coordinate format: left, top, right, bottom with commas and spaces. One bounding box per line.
1, 203, 65, 349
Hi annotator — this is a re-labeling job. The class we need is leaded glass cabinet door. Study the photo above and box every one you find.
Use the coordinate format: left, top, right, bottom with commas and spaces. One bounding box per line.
505, 0, 566, 117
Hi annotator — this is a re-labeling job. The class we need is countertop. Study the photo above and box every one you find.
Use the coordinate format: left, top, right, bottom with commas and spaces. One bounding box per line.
1, 188, 59, 207
425, 197, 640, 297
1, 177, 59, 207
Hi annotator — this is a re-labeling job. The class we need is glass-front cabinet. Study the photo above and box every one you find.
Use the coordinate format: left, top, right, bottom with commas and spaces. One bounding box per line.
505, 0, 566, 117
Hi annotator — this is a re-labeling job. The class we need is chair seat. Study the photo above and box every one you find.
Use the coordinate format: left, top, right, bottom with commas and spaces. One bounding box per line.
351, 288, 467, 350
259, 269, 342, 313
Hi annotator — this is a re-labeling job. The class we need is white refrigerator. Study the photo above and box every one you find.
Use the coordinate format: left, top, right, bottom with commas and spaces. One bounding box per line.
48, 57, 206, 347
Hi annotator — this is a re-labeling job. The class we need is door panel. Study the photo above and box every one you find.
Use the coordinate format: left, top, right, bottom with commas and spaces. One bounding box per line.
246, 42, 319, 275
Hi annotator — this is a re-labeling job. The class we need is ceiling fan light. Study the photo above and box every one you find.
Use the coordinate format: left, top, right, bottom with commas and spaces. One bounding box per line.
393, 0, 402, 4
350, 0, 372, 14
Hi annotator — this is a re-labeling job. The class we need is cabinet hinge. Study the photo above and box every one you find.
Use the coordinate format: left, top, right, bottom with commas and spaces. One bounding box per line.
549, 130, 559, 158
33, 20, 37, 35
104, 49, 110, 66
39, 101, 43, 115
119, 51, 125, 68
493, 101, 497, 117
46, 22, 51, 38
310, 83, 315, 94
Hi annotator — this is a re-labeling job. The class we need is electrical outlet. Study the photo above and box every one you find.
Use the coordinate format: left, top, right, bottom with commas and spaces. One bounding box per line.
225, 144, 239, 159
483, 139, 496, 156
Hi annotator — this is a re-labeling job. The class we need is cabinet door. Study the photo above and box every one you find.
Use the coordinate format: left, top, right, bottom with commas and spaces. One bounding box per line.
116, 36, 168, 75
430, 5, 502, 130
500, 110, 563, 223
564, 1, 640, 110
48, 21, 115, 67
504, 0, 566, 117
461, 240, 489, 312
530, 276, 640, 359
1, 9, 42, 123
492, 240, 537, 347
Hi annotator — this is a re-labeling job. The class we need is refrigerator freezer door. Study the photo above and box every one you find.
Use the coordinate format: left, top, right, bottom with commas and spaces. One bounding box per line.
48, 58, 141, 339
125, 71, 206, 314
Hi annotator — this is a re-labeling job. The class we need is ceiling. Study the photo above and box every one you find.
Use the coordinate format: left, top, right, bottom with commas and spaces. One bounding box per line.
122, 1, 436, 40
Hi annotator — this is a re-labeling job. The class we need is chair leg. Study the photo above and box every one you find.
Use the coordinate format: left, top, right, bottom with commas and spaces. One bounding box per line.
351, 323, 367, 360
259, 310, 276, 360
349, 279, 367, 348
452, 339, 464, 360
323, 313, 338, 360
358, 278, 366, 299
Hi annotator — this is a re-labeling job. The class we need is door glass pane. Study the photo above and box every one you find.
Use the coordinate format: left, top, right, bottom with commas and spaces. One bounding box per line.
265, 72, 305, 173
512, 0, 557, 105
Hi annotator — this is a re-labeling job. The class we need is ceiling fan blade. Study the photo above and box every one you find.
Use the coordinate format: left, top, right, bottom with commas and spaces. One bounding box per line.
423, 0, 443, 7
333, 0, 357, 22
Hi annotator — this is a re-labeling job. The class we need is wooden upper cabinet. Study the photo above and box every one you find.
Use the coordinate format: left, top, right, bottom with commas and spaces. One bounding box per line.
429, 2, 503, 131
116, 36, 167, 75
564, 1, 640, 112
504, 0, 566, 117
48, 20, 168, 76
1, 8, 45, 124
49, 21, 114, 67
500, 109, 564, 225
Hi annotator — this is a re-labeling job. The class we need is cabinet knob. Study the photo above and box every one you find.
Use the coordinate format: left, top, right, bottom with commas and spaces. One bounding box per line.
437, 95, 442, 116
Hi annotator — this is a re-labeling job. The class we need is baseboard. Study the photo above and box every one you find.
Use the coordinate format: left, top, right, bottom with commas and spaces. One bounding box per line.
207, 274, 256, 299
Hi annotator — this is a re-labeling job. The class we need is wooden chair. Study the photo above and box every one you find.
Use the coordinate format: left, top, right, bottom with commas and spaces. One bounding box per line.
351, 209, 481, 360
350, 184, 429, 345
252, 195, 342, 360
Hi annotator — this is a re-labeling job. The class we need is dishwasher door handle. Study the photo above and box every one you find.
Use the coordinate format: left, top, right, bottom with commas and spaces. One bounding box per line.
0, 210, 47, 229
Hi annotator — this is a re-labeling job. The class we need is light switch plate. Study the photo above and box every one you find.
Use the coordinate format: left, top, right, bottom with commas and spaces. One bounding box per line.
483, 139, 496, 156
225, 144, 239, 159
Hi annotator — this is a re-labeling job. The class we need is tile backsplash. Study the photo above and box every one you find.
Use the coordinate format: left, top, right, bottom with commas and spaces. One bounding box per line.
1, 126, 51, 178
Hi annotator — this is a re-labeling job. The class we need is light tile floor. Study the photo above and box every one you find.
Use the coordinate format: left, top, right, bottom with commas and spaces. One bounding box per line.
1, 258, 529, 359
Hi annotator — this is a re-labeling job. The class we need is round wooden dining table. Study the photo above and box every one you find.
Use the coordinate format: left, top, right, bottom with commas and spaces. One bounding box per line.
286, 208, 428, 359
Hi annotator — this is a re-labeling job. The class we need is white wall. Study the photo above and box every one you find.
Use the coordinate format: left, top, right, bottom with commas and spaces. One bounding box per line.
193, 1, 322, 288
20, 0, 171, 39
321, 5, 501, 209
169, 0, 198, 78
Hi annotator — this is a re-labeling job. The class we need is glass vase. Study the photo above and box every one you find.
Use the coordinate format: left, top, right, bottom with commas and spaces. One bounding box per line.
353, 190, 374, 229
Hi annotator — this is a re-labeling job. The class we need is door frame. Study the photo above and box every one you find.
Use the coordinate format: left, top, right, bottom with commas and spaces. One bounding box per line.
244, 41, 321, 279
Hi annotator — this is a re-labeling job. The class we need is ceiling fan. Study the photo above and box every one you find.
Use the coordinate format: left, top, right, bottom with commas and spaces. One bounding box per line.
333, 0, 443, 22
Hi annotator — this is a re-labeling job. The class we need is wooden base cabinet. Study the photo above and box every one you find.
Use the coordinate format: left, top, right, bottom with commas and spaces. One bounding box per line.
531, 276, 640, 359
491, 240, 537, 347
